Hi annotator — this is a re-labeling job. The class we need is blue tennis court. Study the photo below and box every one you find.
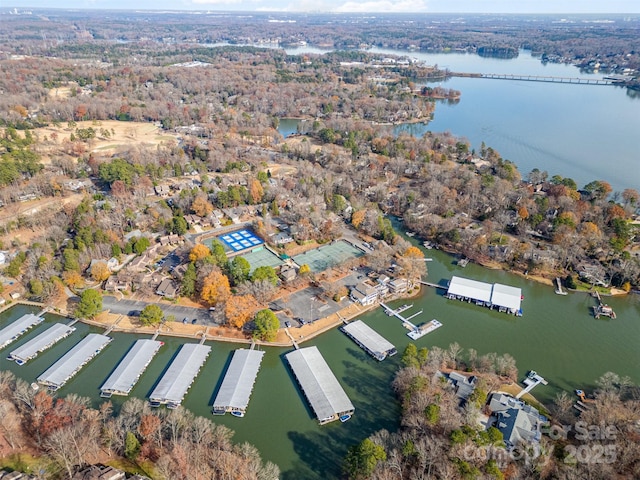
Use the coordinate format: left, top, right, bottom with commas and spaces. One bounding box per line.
219, 229, 264, 252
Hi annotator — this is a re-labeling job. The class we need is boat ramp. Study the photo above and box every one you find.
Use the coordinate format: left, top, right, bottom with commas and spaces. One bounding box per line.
0, 313, 45, 350
149, 343, 211, 408
341, 320, 396, 361
100, 339, 164, 398
285, 346, 354, 425
37, 333, 112, 391
212, 348, 265, 417
8, 323, 75, 365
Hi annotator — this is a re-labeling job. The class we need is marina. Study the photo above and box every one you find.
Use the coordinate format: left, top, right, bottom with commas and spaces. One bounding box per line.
149, 343, 211, 408
37, 333, 112, 391
100, 339, 164, 397
446, 276, 523, 315
212, 348, 265, 416
379, 302, 441, 339
285, 346, 354, 425
8, 323, 76, 365
0, 313, 45, 350
341, 320, 396, 361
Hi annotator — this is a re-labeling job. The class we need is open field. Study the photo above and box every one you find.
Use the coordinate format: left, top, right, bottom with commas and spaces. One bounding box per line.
33, 120, 179, 163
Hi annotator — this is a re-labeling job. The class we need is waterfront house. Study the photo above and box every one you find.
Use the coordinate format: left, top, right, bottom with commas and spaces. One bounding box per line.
488, 393, 545, 451
447, 371, 478, 401
350, 280, 388, 306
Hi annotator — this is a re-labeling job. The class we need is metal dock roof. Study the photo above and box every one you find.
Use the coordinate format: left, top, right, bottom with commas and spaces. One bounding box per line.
9, 323, 75, 363
149, 343, 211, 406
0, 313, 44, 349
447, 276, 493, 303
491, 283, 522, 311
37, 333, 112, 389
342, 320, 395, 360
100, 339, 163, 396
213, 348, 265, 413
285, 346, 354, 424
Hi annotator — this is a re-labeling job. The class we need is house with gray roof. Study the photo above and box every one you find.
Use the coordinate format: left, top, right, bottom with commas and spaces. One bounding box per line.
488, 393, 545, 451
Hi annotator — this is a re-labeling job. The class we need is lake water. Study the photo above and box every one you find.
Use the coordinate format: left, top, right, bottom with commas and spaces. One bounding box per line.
279, 47, 640, 193
2, 239, 639, 479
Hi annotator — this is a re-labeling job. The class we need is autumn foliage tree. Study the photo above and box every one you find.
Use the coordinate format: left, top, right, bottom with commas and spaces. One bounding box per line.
189, 244, 211, 263
191, 194, 214, 217
200, 270, 231, 306
397, 246, 427, 284
225, 294, 259, 329
90, 261, 111, 282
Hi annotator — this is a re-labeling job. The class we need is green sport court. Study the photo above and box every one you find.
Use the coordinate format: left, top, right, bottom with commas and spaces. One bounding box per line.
292, 240, 365, 273
241, 246, 285, 273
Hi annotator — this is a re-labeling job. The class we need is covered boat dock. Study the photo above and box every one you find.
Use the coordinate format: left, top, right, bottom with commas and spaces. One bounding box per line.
100, 339, 163, 397
8, 323, 75, 365
37, 333, 112, 390
285, 346, 354, 424
447, 276, 522, 315
149, 343, 211, 408
341, 320, 396, 361
0, 313, 45, 349
212, 348, 265, 416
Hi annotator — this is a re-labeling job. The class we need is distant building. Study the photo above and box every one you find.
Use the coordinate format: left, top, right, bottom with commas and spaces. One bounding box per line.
71, 464, 128, 480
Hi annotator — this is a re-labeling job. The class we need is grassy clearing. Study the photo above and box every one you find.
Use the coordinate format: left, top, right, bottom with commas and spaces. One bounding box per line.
0, 453, 52, 477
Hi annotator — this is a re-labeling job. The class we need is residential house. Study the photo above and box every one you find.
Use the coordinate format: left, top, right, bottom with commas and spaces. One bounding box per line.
447, 371, 478, 401
104, 277, 129, 292
0, 471, 36, 479
488, 393, 546, 451
128, 255, 150, 272
350, 280, 388, 306
71, 464, 126, 480
387, 278, 409, 294
154, 185, 171, 197
156, 278, 179, 298
280, 265, 297, 282
272, 232, 294, 245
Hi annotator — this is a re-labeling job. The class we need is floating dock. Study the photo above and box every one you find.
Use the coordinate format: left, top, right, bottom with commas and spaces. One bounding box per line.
8, 323, 75, 365
592, 291, 616, 319
407, 319, 443, 340
100, 339, 163, 397
212, 348, 265, 416
149, 343, 211, 408
285, 346, 354, 425
341, 320, 396, 361
515, 370, 548, 399
37, 333, 112, 391
0, 313, 45, 350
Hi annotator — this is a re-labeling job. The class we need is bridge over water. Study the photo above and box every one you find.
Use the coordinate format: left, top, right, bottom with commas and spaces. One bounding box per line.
449, 72, 621, 85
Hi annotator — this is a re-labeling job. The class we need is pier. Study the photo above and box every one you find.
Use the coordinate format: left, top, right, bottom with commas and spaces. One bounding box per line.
450, 72, 618, 85
149, 343, 211, 408
8, 323, 76, 365
212, 348, 265, 417
380, 302, 421, 330
516, 370, 548, 399
37, 333, 112, 391
555, 278, 568, 295
592, 291, 616, 319
100, 339, 163, 397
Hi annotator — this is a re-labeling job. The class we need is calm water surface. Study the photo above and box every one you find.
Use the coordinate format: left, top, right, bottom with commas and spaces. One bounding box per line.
1, 242, 639, 479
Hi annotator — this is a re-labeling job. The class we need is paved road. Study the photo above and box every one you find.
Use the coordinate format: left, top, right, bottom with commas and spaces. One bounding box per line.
102, 296, 217, 326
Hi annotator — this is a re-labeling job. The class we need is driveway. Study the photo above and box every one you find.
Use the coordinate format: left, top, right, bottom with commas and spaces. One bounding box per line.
102, 296, 216, 326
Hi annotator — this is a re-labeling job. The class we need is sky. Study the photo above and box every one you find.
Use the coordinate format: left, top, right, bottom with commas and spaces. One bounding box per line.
7, 0, 640, 14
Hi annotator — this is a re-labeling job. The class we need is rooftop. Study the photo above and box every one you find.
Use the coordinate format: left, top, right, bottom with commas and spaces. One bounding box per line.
101, 339, 163, 396
213, 348, 265, 413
